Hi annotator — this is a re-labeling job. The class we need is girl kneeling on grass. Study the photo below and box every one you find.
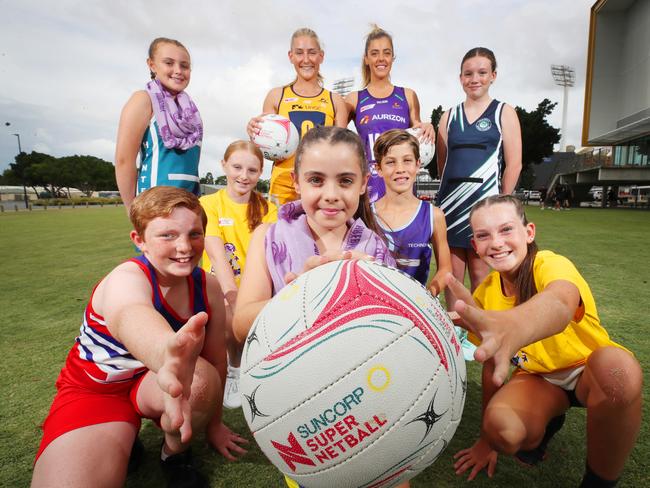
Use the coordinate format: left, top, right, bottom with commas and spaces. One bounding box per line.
371, 129, 451, 296
449, 195, 642, 487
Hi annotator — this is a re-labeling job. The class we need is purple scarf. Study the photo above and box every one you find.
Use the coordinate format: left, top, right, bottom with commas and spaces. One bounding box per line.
265, 201, 396, 293
145, 79, 203, 150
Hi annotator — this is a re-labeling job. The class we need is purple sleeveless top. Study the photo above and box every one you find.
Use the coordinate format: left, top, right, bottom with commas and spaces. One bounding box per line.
372, 200, 434, 286
264, 201, 396, 293
354, 86, 411, 203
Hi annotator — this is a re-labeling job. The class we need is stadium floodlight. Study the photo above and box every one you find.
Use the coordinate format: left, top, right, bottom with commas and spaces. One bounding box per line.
551, 64, 575, 151
332, 77, 355, 97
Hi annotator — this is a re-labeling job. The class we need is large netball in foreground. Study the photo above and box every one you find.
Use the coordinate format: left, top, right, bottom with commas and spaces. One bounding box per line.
241, 260, 466, 488
252, 114, 300, 161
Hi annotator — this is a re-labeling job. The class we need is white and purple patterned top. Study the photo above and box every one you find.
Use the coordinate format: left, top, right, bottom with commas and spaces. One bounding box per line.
264, 201, 396, 294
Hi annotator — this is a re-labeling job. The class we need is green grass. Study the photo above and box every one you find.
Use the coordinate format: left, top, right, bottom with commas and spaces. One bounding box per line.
1, 206, 648, 487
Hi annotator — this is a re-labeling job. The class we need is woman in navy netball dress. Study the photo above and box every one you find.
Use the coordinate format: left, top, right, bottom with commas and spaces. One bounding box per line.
345, 25, 434, 203
436, 47, 521, 307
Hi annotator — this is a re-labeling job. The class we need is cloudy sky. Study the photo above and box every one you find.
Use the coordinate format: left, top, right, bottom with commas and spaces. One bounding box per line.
2, 0, 594, 179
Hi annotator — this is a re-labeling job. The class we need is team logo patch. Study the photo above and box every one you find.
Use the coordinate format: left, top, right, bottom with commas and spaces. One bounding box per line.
392, 102, 401, 109
475, 118, 492, 132
359, 115, 370, 125
360, 103, 375, 113
284, 97, 298, 102
219, 218, 234, 226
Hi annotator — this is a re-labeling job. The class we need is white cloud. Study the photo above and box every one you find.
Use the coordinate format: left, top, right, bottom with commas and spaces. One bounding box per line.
2, 0, 595, 172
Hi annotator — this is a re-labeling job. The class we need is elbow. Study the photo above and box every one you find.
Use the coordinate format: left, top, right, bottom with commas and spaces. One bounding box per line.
232, 313, 248, 343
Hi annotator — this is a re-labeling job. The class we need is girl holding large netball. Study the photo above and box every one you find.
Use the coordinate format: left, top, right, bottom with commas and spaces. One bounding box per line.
345, 25, 434, 203
246, 28, 348, 206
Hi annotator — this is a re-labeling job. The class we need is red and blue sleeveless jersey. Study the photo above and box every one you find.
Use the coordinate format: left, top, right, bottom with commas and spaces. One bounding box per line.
67, 255, 210, 385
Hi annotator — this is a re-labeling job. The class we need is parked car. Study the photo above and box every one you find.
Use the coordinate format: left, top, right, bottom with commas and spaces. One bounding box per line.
514, 189, 541, 202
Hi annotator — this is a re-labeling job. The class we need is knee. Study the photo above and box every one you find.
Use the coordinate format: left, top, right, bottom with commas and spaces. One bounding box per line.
482, 407, 528, 455
585, 347, 643, 408
189, 358, 221, 415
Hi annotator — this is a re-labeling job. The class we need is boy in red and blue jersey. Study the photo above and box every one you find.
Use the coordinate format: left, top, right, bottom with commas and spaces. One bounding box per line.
32, 187, 247, 488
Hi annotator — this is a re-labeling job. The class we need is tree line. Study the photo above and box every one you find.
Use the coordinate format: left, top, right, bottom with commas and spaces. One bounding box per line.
0, 152, 117, 198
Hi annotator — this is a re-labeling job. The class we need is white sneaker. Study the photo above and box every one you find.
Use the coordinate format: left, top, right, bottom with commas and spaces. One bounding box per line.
223, 365, 241, 409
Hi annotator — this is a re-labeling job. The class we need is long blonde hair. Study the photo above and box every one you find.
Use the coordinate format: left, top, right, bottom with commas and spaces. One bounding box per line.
223, 140, 269, 232
361, 25, 394, 87
289, 28, 324, 86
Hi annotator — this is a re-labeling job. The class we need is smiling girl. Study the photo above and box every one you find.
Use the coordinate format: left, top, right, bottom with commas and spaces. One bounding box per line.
449, 195, 642, 486
200, 140, 277, 412
234, 125, 398, 488
436, 47, 522, 308
116, 38, 203, 210
246, 28, 348, 206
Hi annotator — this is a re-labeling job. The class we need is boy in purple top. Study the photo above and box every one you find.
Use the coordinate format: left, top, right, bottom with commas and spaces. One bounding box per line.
372, 129, 452, 296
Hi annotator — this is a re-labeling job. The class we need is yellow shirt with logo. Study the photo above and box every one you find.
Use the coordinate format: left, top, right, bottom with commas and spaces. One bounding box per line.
471, 250, 624, 374
270, 84, 336, 205
200, 189, 277, 285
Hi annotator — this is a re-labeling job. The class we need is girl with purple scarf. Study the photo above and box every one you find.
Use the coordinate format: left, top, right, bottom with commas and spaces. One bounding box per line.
233, 126, 395, 340
116, 37, 203, 210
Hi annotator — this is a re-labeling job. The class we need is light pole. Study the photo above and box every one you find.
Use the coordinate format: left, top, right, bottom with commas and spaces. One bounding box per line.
6, 126, 28, 208
551, 65, 575, 152
13, 133, 22, 153
332, 77, 355, 98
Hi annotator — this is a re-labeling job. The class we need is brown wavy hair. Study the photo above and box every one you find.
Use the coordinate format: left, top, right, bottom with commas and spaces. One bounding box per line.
294, 126, 384, 239
469, 195, 538, 304
222, 140, 269, 232
373, 129, 420, 166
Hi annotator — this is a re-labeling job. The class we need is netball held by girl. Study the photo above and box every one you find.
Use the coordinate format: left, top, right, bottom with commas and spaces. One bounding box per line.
246, 28, 348, 206
115, 38, 203, 210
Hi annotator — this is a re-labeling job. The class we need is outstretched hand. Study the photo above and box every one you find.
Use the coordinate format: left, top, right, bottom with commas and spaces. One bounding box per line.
445, 273, 517, 386
157, 312, 208, 444
283, 250, 373, 284
453, 438, 498, 481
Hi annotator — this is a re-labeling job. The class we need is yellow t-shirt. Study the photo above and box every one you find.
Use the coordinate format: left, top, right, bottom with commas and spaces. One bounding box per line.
200, 189, 277, 285
472, 250, 624, 374
270, 84, 336, 205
